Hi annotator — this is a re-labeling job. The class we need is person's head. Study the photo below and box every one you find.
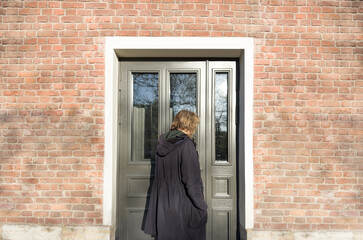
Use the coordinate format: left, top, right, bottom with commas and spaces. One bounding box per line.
170, 110, 200, 137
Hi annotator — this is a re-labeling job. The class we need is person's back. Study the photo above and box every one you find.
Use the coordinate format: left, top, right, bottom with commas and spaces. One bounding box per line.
143, 110, 208, 240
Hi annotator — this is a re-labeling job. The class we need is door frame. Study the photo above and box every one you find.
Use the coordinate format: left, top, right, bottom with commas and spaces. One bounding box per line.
104, 37, 254, 238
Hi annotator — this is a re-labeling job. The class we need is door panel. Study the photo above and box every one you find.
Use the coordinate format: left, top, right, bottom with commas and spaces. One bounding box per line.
118, 61, 236, 240
127, 209, 151, 240
212, 209, 231, 240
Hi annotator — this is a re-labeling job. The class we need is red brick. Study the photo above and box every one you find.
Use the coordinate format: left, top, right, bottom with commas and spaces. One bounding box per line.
62, 2, 84, 8
85, 3, 107, 9
0, 0, 361, 232
70, 191, 93, 197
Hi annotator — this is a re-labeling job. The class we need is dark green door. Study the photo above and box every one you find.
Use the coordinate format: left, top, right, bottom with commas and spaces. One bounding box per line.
117, 61, 237, 240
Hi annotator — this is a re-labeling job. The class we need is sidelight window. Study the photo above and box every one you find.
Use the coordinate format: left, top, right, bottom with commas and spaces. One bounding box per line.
214, 72, 229, 162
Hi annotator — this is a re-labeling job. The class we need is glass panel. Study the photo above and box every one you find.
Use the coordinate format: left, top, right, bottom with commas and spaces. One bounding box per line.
132, 73, 158, 161
169, 73, 197, 120
215, 72, 228, 162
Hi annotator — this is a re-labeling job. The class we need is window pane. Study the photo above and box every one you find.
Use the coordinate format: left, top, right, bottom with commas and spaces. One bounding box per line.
132, 73, 158, 161
170, 73, 197, 120
215, 73, 228, 162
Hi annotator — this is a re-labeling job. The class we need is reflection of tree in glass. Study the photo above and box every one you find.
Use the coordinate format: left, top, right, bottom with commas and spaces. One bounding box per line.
170, 73, 197, 119
133, 73, 159, 160
215, 73, 228, 161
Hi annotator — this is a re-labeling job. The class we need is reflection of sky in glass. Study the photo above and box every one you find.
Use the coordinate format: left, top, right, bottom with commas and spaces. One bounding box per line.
215, 73, 228, 132
170, 73, 197, 119
133, 73, 158, 106
215, 73, 228, 161
132, 73, 158, 161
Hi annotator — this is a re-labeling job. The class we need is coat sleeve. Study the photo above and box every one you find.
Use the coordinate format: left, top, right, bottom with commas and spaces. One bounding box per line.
181, 140, 208, 211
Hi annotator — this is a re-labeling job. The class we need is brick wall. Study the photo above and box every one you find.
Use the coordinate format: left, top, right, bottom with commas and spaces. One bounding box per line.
0, 0, 362, 232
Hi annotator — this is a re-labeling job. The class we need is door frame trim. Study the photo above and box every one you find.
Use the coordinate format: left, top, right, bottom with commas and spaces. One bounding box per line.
104, 37, 254, 232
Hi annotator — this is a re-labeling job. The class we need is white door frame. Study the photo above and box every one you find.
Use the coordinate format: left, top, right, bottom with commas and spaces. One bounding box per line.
103, 37, 254, 232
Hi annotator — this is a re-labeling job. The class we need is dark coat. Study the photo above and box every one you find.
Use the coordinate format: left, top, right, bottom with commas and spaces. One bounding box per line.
143, 133, 208, 240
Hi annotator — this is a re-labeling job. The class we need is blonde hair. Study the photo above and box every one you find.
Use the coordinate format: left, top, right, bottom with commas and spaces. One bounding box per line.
171, 110, 200, 134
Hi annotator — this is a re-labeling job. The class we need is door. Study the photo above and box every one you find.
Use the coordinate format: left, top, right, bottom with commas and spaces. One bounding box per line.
117, 61, 237, 240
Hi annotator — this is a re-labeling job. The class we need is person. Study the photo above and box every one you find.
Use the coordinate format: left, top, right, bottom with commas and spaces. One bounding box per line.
143, 110, 208, 240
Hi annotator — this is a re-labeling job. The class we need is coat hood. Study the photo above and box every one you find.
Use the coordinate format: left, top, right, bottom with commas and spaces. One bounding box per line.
156, 132, 189, 157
